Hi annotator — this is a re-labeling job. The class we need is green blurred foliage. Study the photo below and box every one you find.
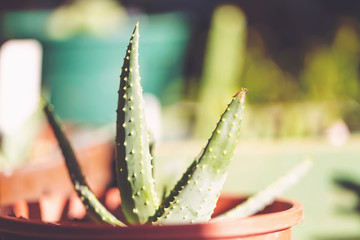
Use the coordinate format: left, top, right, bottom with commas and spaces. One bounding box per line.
0, 107, 44, 171
241, 30, 299, 103
195, 5, 246, 137
301, 24, 360, 102
193, 5, 360, 138
46, 0, 128, 39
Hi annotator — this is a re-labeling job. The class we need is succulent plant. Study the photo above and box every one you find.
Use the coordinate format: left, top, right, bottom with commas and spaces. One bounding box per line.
43, 23, 310, 227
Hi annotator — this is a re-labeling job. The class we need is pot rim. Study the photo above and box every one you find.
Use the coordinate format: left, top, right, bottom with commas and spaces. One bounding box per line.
0, 195, 303, 239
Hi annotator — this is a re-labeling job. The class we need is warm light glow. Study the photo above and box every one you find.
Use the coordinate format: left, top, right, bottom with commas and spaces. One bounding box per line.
0, 39, 42, 135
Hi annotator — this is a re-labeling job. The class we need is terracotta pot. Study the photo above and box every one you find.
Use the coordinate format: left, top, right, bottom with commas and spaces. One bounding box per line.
0, 192, 303, 240
0, 137, 114, 207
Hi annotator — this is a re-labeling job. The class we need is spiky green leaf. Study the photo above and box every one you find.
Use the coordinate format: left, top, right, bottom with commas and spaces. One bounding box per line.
43, 101, 125, 226
151, 89, 247, 224
213, 158, 312, 221
115, 23, 159, 225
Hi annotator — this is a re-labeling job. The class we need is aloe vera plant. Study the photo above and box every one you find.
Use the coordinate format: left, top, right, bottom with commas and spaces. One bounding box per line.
43, 23, 310, 227
43, 102, 126, 226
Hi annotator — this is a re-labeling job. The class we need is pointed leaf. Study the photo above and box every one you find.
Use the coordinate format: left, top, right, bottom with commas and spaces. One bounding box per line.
43, 101, 125, 226
151, 89, 247, 224
115, 23, 159, 224
213, 158, 312, 221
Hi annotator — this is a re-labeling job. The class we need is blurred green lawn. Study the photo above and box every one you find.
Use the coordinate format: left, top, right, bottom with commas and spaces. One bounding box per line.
155, 134, 360, 240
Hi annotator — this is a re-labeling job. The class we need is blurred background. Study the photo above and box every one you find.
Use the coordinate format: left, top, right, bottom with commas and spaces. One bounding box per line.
1, 0, 360, 239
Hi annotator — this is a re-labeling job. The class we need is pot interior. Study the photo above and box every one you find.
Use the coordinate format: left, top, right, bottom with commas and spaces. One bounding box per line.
0, 190, 302, 239
0, 189, 294, 224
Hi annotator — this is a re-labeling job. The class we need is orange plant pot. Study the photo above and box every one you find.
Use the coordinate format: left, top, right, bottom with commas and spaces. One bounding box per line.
0, 128, 304, 239
0, 191, 303, 240
0, 140, 114, 207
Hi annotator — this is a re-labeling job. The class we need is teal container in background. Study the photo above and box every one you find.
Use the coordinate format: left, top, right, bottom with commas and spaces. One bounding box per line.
2, 11, 190, 125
